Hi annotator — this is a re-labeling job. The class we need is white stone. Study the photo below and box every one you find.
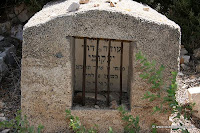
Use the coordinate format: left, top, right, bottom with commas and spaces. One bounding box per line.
1, 129, 10, 133
188, 87, 200, 118
178, 72, 184, 76
0, 113, 4, 117
181, 55, 190, 64
180, 64, 189, 70
94, 105, 100, 109
180, 48, 188, 56
11, 24, 23, 41
67, 2, 80, 12
0, 36, 4, 41
0, 117, 6, 121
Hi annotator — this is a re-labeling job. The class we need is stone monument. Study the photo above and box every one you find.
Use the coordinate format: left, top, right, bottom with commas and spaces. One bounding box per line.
21, 0, 181, 132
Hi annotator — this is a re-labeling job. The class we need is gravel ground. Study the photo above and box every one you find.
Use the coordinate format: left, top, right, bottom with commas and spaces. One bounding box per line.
170, 64, 200, 133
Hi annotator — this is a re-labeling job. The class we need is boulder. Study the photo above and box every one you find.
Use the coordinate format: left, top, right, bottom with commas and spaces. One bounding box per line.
188, 87, 200, 118
194, 48, 200, 59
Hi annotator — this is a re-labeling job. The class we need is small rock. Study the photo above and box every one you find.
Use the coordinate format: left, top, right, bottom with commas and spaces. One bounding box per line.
79, 0, 89, 4
194, 48, 200, 59
110, 2, 115, 7
181, 64, 190, 70
181, 45, 184, 48
11, 24, 23, 41
143, 7, 149, 11
1, 129, 10, 133
94, 4, 100, 7
178, 72, 184, 76
94, 105, 100, 109
180, 48, 188, 55
67, 2, 80, 12
0, 113, 4, 117
0, 117, 6, 121
181, 55, 190, 64
0, 36, 4, 41
110, 100, 118, 109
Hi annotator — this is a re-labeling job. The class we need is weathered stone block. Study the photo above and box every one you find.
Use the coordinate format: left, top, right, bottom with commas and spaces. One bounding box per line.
188, 87, 200, 118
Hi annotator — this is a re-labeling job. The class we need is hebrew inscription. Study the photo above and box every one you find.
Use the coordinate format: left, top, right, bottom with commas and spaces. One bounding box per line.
74, 38, 130, 92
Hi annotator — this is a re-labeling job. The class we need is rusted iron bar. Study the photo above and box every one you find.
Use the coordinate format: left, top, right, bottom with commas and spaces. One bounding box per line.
82, 38, 87, 106
120, 41, 124, 105
107, 40, 111, 106
95, 39, 99, 105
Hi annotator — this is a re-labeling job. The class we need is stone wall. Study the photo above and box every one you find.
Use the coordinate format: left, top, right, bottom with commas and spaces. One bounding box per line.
21, 0, 181, 132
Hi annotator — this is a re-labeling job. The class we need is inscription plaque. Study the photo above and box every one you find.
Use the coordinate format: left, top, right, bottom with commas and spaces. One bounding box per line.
74, 38, 130, 92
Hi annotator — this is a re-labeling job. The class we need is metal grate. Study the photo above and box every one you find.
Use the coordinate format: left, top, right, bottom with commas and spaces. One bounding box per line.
74, 37, 130, 107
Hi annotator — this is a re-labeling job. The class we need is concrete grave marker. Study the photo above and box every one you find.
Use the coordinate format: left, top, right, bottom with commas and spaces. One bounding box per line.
21, 0, 181, 132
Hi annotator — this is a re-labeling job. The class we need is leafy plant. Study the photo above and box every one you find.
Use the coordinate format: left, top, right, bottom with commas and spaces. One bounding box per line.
66, 109, 98, 133
136, 52, 165, 101
136, 52, 195, 132
118, 106, 140, 133
0, 110, 44, 133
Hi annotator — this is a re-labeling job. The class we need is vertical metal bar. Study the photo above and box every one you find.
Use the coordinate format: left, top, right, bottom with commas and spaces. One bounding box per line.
82, 38, 87, 106
95, 39, 99, 105
107, 40, 111, 106
120, 41, 124, 105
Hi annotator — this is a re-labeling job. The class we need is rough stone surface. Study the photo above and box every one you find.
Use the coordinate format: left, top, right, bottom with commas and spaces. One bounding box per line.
188, 87, 200, 118
21, 0, 180, 132
0, 21, 11, 35
194, 48, 200, 59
